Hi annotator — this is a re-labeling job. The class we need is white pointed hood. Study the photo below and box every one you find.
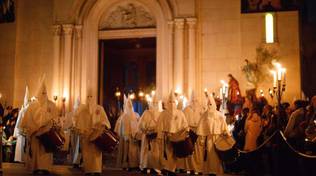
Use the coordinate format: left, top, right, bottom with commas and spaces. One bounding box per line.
149, 95, 159, 111
166, 91, 177, 115
125, 96, 135, 116
86, 89, 96, 114
208, 94, 217, 113
23, 86, 30, 108
183, 90, 203, 128
36, 75, 48, 105
196, 94, 228, 136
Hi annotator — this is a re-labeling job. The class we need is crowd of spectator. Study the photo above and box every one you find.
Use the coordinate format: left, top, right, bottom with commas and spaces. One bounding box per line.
230, 95, 316, 175
0, 104, 19, 162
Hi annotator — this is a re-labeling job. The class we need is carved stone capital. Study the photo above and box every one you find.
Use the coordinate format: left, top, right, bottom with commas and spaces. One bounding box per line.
62, 24, 74, 36
186, 18, 197, 29
52, 25, 61, 36
174, 18, 184, 29
74, 25, 83, 38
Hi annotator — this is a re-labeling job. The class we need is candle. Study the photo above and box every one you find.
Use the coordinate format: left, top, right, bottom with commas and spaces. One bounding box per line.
220, 88, 223, 99
277, 68, 282, 81
282, 68, 286, 84
138, 91, 144, 98
129, 93, 135, 100
271, 71, 277, 87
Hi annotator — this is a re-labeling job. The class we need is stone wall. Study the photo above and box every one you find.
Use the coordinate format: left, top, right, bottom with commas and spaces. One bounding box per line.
198, 0, 301, 102
0, 22, 16, 106
13, 0, 54, 106
1, 0, 301, 107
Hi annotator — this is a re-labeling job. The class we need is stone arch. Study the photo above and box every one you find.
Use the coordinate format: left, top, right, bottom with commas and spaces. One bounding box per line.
76, 0, 174, 102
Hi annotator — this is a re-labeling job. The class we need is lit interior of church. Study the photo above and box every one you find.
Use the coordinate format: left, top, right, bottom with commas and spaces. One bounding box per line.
0, 0, 315, 175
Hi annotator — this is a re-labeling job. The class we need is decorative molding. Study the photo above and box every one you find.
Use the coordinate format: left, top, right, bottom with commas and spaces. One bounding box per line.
99, 3, 156, 30
174, 18, 184, 29
62, 24, 74, 35
52, 25, 62, 36
186, 18, 197, 29
98, 28, 156, 39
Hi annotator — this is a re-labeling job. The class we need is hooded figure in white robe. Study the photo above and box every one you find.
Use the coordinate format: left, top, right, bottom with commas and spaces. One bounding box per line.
115, 95, 140, 169
157, 92, 189, 173
75, 91, 111, 174
19, 76, 59, 174
13, 86, 30, 162
183, 91, 203, 171
194, 95, 229, 174
138, 95, 161, 171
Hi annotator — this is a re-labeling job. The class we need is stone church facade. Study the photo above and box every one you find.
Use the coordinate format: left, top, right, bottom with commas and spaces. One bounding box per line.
0, 0, 300, 109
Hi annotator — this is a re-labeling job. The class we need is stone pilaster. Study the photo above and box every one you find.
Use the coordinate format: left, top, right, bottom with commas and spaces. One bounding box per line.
52, 25, 62, 106
62, 24, 74, 109
186, 18, 197, 97
174, 18, 185, 93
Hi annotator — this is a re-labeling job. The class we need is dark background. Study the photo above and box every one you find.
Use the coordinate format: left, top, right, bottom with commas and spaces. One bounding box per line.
300, 0, 316, 98
98, 37, 156, 113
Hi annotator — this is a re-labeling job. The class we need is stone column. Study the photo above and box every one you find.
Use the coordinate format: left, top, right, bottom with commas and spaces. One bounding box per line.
168, 21, 174, 93
187, 18, 197, 97
62, 24, 74, 110
174, 18, 185, 93
52, 25, 61, 105
73, 25, 82, 102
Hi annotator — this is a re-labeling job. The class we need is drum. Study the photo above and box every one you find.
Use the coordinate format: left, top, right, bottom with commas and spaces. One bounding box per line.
169, 129, 194, 158
172, 137, 194, 158
91, 129, 119, 152
37, 127, 65, 152
214, 135, 238, 163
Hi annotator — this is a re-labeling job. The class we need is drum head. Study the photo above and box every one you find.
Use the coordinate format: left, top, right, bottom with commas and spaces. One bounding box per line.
215, 135, 236, 151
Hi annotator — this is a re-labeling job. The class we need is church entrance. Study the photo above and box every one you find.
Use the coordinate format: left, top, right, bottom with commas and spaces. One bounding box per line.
98, 37, 156, 126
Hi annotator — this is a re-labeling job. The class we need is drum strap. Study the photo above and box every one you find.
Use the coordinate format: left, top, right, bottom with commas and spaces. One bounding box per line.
204, 136, 208, 161
163, 134, 168, 160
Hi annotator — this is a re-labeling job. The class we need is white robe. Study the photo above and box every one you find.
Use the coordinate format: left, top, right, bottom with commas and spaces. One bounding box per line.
19, 100, 58, 171
193, 110, 229, 174
114, 111, 140, 168
13, 104, 29, 162
138, 109, 161, 170
183, 104, 203, 171
157, 109, 189, 172
75, 104, 110, 173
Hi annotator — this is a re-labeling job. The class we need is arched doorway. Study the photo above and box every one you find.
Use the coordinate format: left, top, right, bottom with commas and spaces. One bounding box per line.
78, 0, 173, 103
